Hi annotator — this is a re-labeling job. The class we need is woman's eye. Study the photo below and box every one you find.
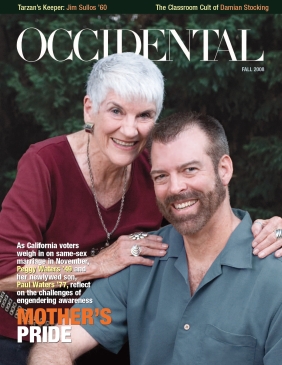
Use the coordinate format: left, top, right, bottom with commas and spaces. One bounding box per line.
112, 108, 120, 115
139, 112, 154, 120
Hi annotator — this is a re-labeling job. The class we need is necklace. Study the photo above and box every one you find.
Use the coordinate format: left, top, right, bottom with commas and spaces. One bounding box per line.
87, 134, 127, 256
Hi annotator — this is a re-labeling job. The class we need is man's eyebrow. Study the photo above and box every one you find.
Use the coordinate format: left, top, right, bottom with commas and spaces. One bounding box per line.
178, 160, 201, 169
150, 169, 166, 176
150, 160, 201, 175
150, 160, 201, 176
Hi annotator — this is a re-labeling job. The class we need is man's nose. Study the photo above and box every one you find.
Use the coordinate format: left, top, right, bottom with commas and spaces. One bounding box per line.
169, 175, 187, 195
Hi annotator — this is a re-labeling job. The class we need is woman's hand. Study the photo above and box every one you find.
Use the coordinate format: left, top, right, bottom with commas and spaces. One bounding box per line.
252, 217, 282, 258
89, 234, 168, 279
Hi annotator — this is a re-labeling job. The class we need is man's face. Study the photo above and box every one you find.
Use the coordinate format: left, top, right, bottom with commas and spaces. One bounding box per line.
150, 127, 226, 236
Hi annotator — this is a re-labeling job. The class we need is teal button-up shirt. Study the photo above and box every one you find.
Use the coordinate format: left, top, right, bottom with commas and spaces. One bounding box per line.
76, 210, 282, 365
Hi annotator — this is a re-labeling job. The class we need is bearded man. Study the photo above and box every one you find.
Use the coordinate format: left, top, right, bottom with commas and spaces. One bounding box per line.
29, 112, 282, 365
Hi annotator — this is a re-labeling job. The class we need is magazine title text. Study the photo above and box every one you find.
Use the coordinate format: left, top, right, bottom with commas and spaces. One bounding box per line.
17, 28, 264, 62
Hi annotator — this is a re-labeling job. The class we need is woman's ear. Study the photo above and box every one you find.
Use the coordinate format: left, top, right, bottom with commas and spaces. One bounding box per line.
83, 95, 94, 123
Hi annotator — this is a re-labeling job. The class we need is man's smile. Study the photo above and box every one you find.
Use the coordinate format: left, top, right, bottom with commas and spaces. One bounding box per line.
173, 199, 199, 210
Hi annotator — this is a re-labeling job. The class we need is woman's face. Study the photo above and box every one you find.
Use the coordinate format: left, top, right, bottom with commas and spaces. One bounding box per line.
84, 91, 157, 167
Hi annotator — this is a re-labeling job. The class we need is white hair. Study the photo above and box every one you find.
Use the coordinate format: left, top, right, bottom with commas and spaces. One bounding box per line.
86, 53, 164, 120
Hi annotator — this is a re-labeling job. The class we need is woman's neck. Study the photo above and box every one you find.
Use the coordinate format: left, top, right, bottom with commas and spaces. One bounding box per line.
67, 130, 131, 208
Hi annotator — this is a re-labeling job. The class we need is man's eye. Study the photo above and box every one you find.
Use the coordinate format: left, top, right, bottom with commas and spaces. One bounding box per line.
112, 108, 120, 115
186, 167, 196, 172
154, 174, 166, 182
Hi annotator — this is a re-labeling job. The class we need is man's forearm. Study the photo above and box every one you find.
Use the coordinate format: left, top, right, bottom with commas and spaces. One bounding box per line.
28, 342, 73, 365
28, 324, 98, 364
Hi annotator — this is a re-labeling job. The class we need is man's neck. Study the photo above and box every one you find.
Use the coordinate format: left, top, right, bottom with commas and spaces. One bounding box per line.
183, 204, 241, 295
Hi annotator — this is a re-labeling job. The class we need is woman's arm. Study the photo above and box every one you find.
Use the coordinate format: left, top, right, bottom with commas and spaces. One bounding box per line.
0, 234, 167, 291
0, 146, 168, 291
251, 217, 282, 258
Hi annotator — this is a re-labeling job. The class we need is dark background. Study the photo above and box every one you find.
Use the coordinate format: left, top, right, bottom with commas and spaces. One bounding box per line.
1, 14, 281, 218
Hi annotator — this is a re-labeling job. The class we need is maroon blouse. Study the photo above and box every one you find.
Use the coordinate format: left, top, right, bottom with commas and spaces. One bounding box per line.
0, 135, 163, 339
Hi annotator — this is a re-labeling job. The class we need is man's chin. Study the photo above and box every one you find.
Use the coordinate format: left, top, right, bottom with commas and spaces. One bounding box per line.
171, 221, 203, 236
163, 213, 204, 235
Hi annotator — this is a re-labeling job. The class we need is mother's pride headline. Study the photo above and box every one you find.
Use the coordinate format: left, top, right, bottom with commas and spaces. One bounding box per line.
17, 307, 112, 342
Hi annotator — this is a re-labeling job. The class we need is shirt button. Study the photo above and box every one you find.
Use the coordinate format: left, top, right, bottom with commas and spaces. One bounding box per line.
184, 324, 190, 330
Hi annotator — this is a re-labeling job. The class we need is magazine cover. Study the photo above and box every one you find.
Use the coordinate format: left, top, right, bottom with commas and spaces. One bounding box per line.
1, 1, 282, 364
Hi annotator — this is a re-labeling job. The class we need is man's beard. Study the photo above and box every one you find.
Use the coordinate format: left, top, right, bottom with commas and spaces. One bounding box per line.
156, 174, 226, 236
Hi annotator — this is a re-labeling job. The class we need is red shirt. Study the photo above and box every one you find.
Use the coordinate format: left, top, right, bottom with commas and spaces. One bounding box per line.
0, 135, 162, 339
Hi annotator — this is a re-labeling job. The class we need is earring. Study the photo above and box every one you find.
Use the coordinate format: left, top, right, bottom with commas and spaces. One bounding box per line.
83, 123, 94, 134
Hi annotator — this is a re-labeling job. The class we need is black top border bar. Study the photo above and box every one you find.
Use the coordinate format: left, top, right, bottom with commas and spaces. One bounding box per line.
2, 0, 281, 14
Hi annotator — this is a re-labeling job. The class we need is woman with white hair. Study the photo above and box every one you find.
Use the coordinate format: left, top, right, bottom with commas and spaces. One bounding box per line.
0, 52, 280, 365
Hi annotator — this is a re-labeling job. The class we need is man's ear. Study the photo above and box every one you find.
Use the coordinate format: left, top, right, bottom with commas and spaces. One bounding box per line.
218, 155, 233, 186
83, 95, 94, 123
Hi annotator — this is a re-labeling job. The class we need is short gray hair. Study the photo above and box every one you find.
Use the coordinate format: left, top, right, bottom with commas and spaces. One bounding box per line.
86, 53, 164, 120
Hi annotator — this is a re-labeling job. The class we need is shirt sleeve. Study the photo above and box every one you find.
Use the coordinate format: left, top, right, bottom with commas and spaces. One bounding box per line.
72, 268, 130, 354
0, 149, 52, 278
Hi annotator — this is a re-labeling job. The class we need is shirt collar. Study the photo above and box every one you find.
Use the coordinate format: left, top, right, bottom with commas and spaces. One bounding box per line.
158, 225, 184, 260
159, 209, 253, 270
219, 209, 253, 269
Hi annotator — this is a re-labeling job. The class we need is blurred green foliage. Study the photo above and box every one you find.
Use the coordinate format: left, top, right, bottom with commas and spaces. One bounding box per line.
0, 14, 281, 218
